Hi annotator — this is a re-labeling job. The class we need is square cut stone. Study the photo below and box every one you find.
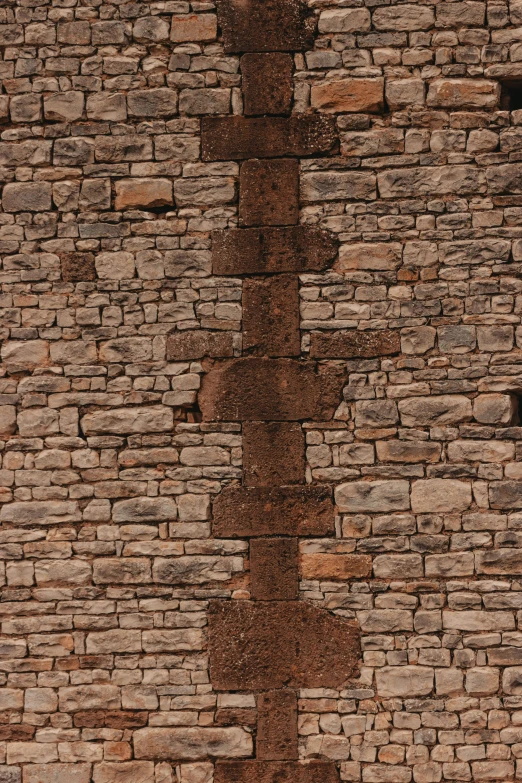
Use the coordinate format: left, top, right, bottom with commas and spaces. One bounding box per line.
61, 252, 96, 283
243, 421, 304, 487
241, 53, 293, 116
250, 538, 298, 600
217, 0, 315, 52
243, 275, 300, 357
240, 159, 299, 227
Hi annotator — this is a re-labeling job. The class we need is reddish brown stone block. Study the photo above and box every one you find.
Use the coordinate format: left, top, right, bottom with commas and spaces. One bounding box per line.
212, 226, 337, 276
201, 116, 337, 160
208, 599, 360, 690
214, 761, 340, 783
199, 359, 346, 421
250, 538, 298, 600
214, 708, 257, 727
240, 159, 299, 227
300, 553, 373, 580
257, 690, 298, 760
241, 53, 293, 116
217, 0, 315, 53
310, 330, 400, 359
212, 485, 335, 538
243, 275, 300, 357
74, 710, 148, 729
0, 725, 35, 741
61, 252, 95, 282
166, 330, 234, 361
243, 422, 304, 487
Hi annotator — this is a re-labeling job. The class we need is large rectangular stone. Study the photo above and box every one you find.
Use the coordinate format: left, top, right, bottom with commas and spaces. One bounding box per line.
490, 481, 522, 509
214, 761, 339, 783
243, 275, 300, 357
212, 486, 335, 538
217, 0, 315, 52
476, 549, 522, 575
257, 690, 298, 761
199, 359, 346, 421
241, 53, 293, 116
240, 159, 299, 227
311, 77, 384, 113
250, 538, 298, 600
310, 330, 400, 359
166, 331, 234, 360
133, 727, 253, 760
201, 116, 337, 160
378, 166, 487, 197
427, 78, 499, 108
212, 226, 337, 275
301, 170, 376, 201
208, 600, 360, 690
23, 765, 91, 783
242, 422, 305, 486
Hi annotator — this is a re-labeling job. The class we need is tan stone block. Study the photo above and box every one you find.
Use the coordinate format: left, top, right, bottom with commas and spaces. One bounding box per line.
300, 554, 372, 580
427, 79, 500, 109
411, 479, 472, 513
133, 728, 253, 760
23, 764, 92, 783
170, 14, 217, 41
311, 78, 384, 113
114, 178, 173, 210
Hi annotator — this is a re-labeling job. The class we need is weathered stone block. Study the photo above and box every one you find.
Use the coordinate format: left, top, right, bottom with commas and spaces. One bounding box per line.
250, 538, 298, 600
212, 486, 335, 538
217, 0, 315, 52
377, 166, 486, 197
2, 182, 51, 212
376, 666, 434, 697
212, 226, 337, 275
311, 78, 384, 113
398, 395, 472, 426
61, 252, 96, 283
300, 553, 372, 580
23, 765, 91, 783
199, 359, 346, 421
301, 171, 376, 201
243, 275, 300, 357
490, 481, 522, 509
427, 79, 500, 108
243, 422, 304, 486
241, 53, 293, 116
166, 331, 234, 360
373, 4, 434, 30
171, 13, 217, 41
114, 178, 173, 210
411, 479, 472, 513
257, 690, 298, 761
310, 330, 399, 359
208, 600, 360, 690
337, 241, 402, 271
240, 159, 299, 227
201, 116, 337, 160
127, 88, 178, 117
133, 727, 253, 760
335, 480, 410, 513
214, 761, 339, 783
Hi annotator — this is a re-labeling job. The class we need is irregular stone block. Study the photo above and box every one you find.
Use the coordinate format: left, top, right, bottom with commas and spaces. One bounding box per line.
212, 485, 335, 538
23, 765, 91, 783
0, 405, 16, 437
378, 166, 486, 198
127, 88, 178, 117
243, 422, 304, 486
241, 53, 293, 116
376, 441, 441, 463
133, 727, 253, 760
487, 163, 522, 194
398, 395, 472, 426
250, 538, 298, 600
311, 78, 384, 113
337, 241, 402, 271
81, 406, 173, 435
301, 171, 376, 201
92, 762, 154, 783
436, 2, 485, 27
61, 251, 95, 282
217, 0, 315, 52
167, 331, 234, 360
310, 330, 399, 359
201, 116, 337, 160
243, 275, 300, 357
214, 761, 339, 783
318, 8, 370, 32
373, 4, 434, 30
199, 359, 346, 421
208, 599, 360, 690
300, 554, 372, 580
439, 238, 510, 266
411, 479, 472, 513
240, 159, 298, 227
59, 685, 121, 712
490, 482, 522, 509
473, 393, 517, 425
335, 480, 410, 513
376, 666, 434, 697
114, 178, 173, 210
2, 182, 52, 212
257, 690, 298, 760
212, 226, 337, 275
385, 79, 425, 109
427, 79, 500, 108
44, 90, 84, 121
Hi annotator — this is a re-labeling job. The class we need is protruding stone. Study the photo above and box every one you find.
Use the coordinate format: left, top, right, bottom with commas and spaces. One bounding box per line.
310, 330, 400, 359
212, 226, 337, 275
250, 538, 298, 600
240, 159, 299, 227
217, 0, 315, 52
243, 422, 305, 486
243, 275, 300, 357
241, 53, 293, 116
201, 116, 337, 160
257, 690, 298, 760
166, 331, 234, 361
199, 359, 346, 421
212, 486, 335, 538
208, 599, 360, 690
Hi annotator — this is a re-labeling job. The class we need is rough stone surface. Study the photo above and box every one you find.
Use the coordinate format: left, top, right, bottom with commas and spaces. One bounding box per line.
241, 53, 293, 116
250, 537, 299, 600
242, 422, 305, 486
214, 761, 340, 783
208, 600, 360, 690
242, 275, 300, 357
166, 331, 235, 361
217, 0, 315, 52
256, 690, 298, 760
239, 159, 298, 227
310, 330, 400, 358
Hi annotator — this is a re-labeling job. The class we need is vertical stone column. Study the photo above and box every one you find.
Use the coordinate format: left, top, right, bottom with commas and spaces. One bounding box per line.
196, 1, 362, 779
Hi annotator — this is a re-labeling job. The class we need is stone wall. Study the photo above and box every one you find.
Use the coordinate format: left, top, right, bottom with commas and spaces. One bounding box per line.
1, 0, 522, 781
